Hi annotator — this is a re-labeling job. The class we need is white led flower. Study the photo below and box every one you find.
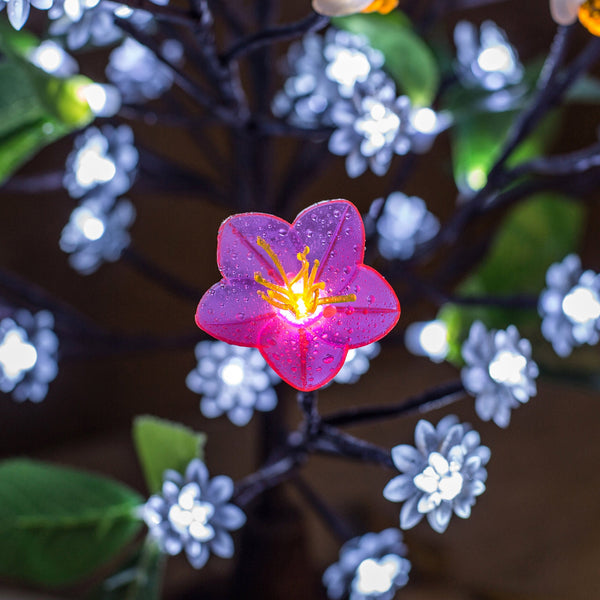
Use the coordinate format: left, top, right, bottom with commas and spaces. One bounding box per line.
272, 29, 384, 129
186, 341, 279, 427
374, 192, 440, 260
454, 20, 523, 93
107, 37, 183, 104
64, 125, 138, 199
0, 0, 53, 31
0, 310, 58, 402
404, 319, 449, 363
322, 529, 410, 600
383, 416, 490, 533
461, 321, 538, 428
143, 459, 246, 569
539, 254, 600, 356
60, 194, 135, 275
333, 342, 379, 384
49, 0, 154, 50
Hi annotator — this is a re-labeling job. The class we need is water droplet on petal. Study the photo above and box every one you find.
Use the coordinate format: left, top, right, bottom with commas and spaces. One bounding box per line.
323, 354, 334, 364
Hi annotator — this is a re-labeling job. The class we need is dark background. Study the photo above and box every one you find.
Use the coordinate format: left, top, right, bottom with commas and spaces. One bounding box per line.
1, 0, 600, 598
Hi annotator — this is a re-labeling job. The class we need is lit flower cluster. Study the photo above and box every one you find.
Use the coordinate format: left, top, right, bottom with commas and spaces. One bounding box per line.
461, 321, 538, 428
143, 459, 246, 569
28, 40, 78, 77
333, 342, 379, 384
0, 310, 59, 402
454, 20, 523, 93
329, 71, 440, 178
0, 0, 52, 31
272, 29, 385, 129
550, 0, 600, 37
63, 124, 138, 199
323, 529, 410, 600
186, 341, 279, 427
59, 194, 135, 274
49, 0, 154, 50
539, 254, 600, 357
372, 192, 440, 260
274, 29, 444, 177
107, 37, 183, 104
383, 416, 490, 533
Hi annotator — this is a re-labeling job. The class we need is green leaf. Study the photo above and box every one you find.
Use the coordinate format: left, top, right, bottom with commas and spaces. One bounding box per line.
87, 538, 165, 600
0, 459, 143, 586
451, 109, 560, 192
133, 415, 206, 494
439, 193, 584, 364
332, 12, 439, 105
564, 75, 600, 104
0, 16, 94, 183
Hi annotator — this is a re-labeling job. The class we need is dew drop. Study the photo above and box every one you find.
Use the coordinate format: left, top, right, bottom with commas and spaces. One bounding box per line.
323, 305, 336, 318
236, 313, 244, 320
367, 295, 375, 305
323, 354, 334, 364
333, 209, 341, 218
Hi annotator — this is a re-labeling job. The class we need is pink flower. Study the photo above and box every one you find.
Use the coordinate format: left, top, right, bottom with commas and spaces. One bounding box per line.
195, 200, 400, 391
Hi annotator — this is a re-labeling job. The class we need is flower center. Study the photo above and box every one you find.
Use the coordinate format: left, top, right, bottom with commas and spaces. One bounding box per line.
254, 237, 356, 321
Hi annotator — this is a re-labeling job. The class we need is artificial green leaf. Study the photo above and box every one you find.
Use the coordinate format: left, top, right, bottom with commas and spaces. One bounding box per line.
87, 538, 165, 600
0, 459, 143, 586
133, 415, 205, 494
332, 12, 439, 105
451, 109, 560, 192
439, 193, 584, 364
0, 16, 94, 183
564, 75, 600, 104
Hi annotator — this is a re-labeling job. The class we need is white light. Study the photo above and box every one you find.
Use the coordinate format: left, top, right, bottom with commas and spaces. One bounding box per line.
113, 4, 134, 17
63, 0, 82, 20
73, 207, 106, 241
33, 42, 63, 73
354, 556, 401, 595
220, 359, 245, 386
488, 350, 527, 385
477, 45, 512, 73
411, 107, 437, 134
0, 330, 38, 379
83, 0, 100, 7
562, 286, 600, 324
81, 84, 107, 113
369, 102, 386, 121
327, 49, 371, 88
345, 349, 357, 362
466, 167, 487, 191
168, 498, 214, 541
419, 321, 448, 359
74, 142, 117, 188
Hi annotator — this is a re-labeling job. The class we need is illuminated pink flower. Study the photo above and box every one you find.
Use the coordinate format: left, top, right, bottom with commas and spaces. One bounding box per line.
195, 200, 400, 391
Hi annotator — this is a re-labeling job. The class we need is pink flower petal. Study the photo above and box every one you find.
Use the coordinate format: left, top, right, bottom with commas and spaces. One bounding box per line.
258, 318, 347, 391
312, 265, 400, 348
217, 213, 303, 282
196, 279, 276, 347
293, 200, 365, 294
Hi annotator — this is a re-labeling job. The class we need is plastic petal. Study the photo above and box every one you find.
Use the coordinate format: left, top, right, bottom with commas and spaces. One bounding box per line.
312, 0, 372, 16
427, 502, 452, 533
312, 265, 400, 347
217, 212, 303, 281
206, 475, 234, 504
258, 318, 347, 391
399, 494, 424, 529
213, 504, 247, 530
195, 279, 275, 347
7, 0, 29, 30
293, 200, 365, 294
210, 529, 234, 558
391, 445, 423, 473
383, 474, 416, 502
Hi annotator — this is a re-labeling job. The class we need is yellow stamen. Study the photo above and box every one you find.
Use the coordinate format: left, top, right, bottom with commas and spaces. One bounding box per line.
579, 0, 600, 36
361, 0, 398, 15
254, 237, 356, 320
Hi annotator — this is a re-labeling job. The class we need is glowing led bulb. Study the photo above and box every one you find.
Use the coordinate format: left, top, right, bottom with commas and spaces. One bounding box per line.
562, 285, 600, 324
488, 350, 527, 385
74, 143, 117, 188
220, 358, 245, 386
34, 42, 63, 73
405, 320, 449, 362
354, 556, 401, 595
327, 48, 371, 88
73, 207, 106, 241
477, 45, 513, 73
0, 330, 38, 379
411, 107, 437, 134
